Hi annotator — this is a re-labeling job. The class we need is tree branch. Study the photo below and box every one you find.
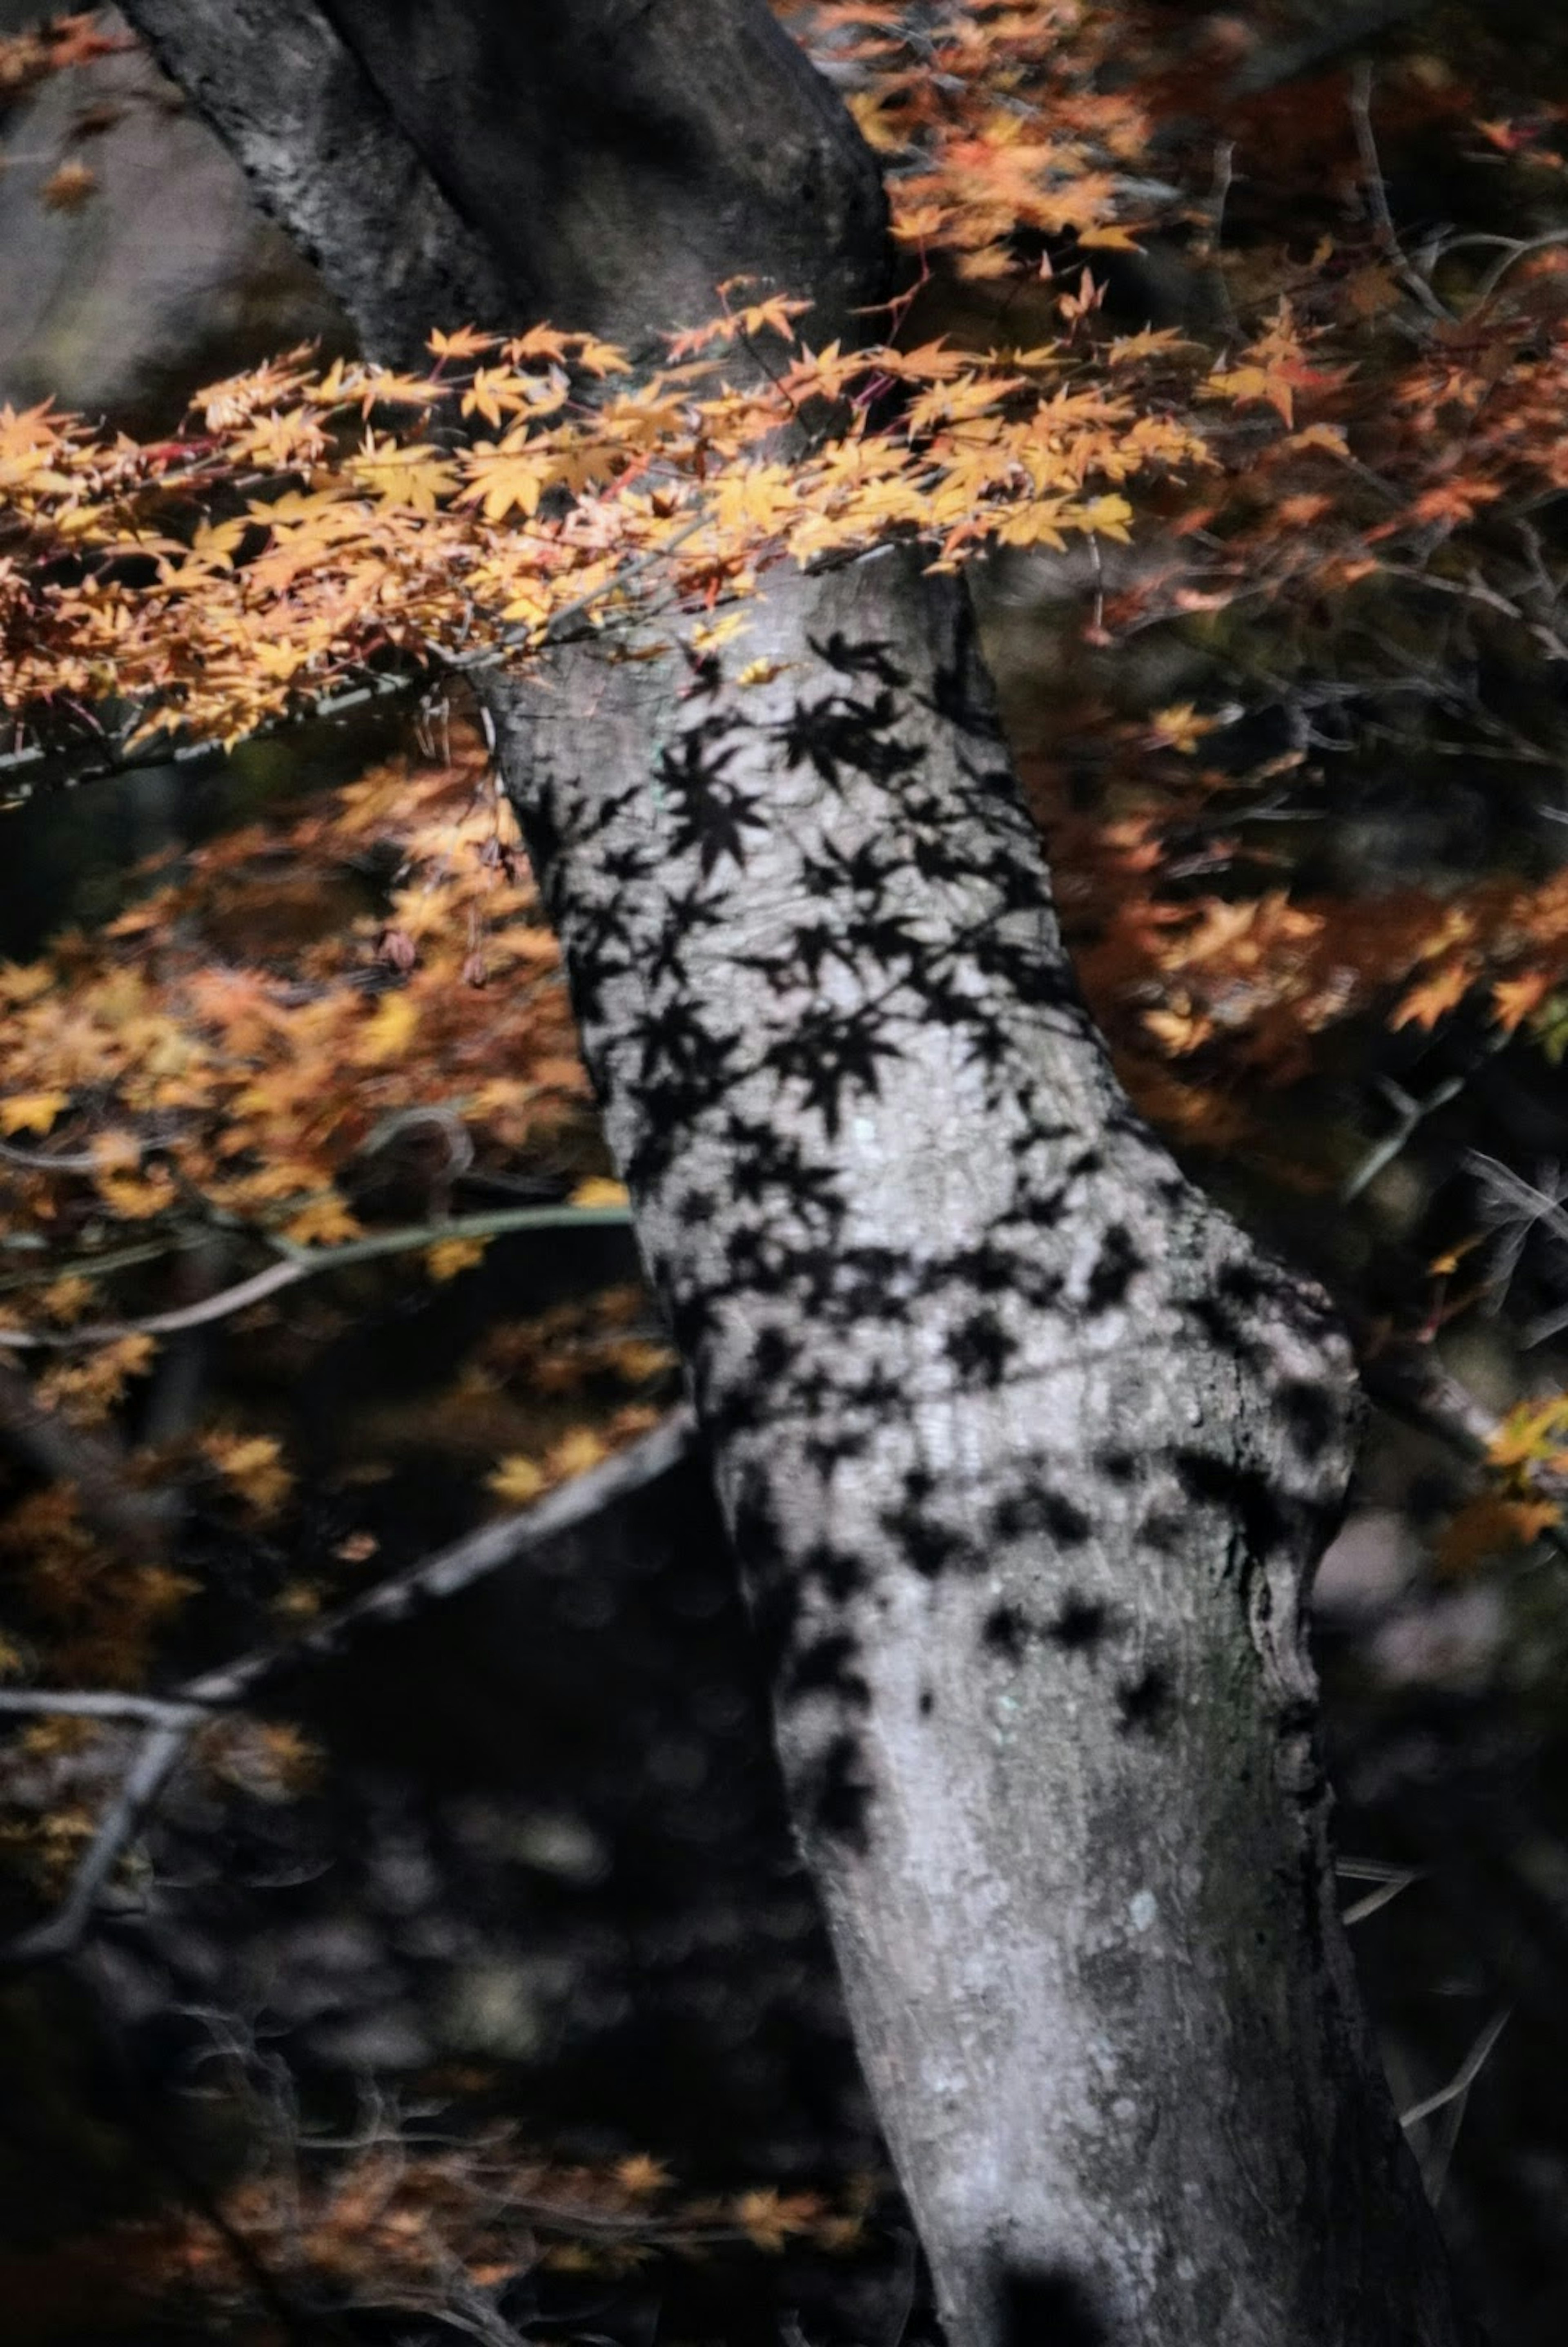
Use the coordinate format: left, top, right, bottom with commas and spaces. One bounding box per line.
0, 1203, 635, 1351
0, 1406, 698, 1963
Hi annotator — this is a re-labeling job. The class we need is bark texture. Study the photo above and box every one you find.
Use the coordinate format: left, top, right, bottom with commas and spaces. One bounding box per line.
111, 2, 1473, 2340
488, 561, 1463, 2347
120, 0, 886, 364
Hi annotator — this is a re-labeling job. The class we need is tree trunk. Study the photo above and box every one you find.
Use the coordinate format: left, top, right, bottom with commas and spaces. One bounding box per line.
114, 3, 1473, 2339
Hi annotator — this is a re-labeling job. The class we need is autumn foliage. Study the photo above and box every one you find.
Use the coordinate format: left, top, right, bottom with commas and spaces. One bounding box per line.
8, 0, 1568, 2325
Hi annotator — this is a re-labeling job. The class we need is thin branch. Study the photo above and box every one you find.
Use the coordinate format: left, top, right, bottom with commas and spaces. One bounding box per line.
1348, 64, 1452, 324
0, 1691, 206, 1727
0, 670, 428, 797
0, 1202, 635, 1350
1336, 1857, 1425, 1927
5, 1716, 194, 1965
1401, 2004, 1512, 2204
1351, 1331, 1502, 1460
1471, 229, 1568, 311
0, 1406, 698, 1963
194, 1403, 697, 1704
1400, 2004, 1512, 2130
1341, 1070, 1468, 1203
1, 510, 713, 799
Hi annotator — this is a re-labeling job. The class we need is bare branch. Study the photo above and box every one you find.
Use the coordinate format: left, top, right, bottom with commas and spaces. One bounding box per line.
0, 1691, 205, 1727
1401, 2005, 1512, 2205
5, 1716, 194, 1965
0, 1406, 699, 1963
1348, 63, 1452, 324
194, 1403, 697, 1704
0, 1202, 635, 1351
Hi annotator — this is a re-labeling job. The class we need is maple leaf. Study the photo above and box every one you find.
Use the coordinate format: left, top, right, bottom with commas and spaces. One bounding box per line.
547, 1427, 609, 1480
281, 1195, 363, 1247
570, 1178, 631, 1209
1406, 478, 1504, 529
203, 1432, 294, 1517
487, 1454, 546, 1505
1436, 1492, 1560, 1575
1147, 702, 1216, 754
1487, 1394, 1568, 1472
428, 324, 499, 361
615, 2155, 670, 2197
1390, 961, 1471, 1031
1492, 971, 1553, 1032
426, 1236, 489, 1281
356, 991, 420, 1064
0, 1089, 70, 1134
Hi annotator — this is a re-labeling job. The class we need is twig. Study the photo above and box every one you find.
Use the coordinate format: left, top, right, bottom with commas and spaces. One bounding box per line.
0, 1406, 698, 1963
0, 670, 426, 796
0, 1691, 206, 1727
0, 1201, 635, 1350
1348, 64, 1452, 324
1340, 1070, 1467, 1203
1401, 2004, 1512, 2128
1351, 1330, 1502, 1459
1470, 229, 1568, 310
5, 1716, 194, 1965
1336, 1857, 1425, 1927
197, 1403, 697, 1702
1401, 2004, 1511, 2204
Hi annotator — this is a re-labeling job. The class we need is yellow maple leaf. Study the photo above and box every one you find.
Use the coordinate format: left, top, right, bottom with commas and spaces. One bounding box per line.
426, 1236, 489, 1282
356, 990, 420, 1064
1390, 961, 1470, 1032
1486, 1394, 1568, 1471
1148, 702, 1218, 755
615, 2155, 671, 2197
487, 1454, 546, 1505
570, 1177, 630, 1210
428, 324, 498, 361
0, 1089, 69, 1135
546, 1426, 608, 1481
280, 1194, 362, 1248
204, 1432, 294, 1517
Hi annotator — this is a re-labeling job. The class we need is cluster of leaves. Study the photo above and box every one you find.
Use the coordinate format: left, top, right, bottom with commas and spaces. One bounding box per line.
805, 0, 1160, 269
0, 717, 690, 1725
0, 310, 1203, 762
0, 10, 128, 107
0, 2115, 879, 2344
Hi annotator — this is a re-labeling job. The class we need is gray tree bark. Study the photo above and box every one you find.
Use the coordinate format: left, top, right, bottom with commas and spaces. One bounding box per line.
114, 3, 1474, 2340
